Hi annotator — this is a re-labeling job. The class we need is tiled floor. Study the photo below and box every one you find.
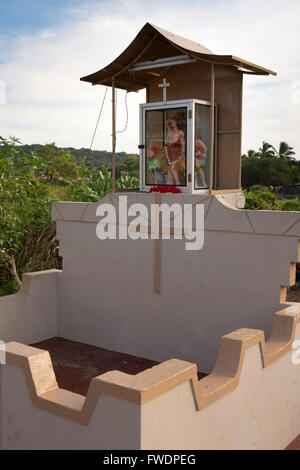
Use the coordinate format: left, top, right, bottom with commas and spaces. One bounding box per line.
31, 337, 206, 396
285, 434, 300, 450
31, 337, 160, 396
286, 281, 300, 303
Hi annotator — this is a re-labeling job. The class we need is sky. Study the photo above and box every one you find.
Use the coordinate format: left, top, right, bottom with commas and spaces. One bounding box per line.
0, 0, 300, 156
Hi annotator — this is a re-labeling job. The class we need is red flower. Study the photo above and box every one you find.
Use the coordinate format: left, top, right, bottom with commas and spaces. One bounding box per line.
149, 186, 182, 194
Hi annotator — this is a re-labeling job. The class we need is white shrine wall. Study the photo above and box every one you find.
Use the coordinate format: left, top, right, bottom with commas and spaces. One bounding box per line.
0, 270, 59, 345
2, 304, 300, 450
51, 193, 300, 373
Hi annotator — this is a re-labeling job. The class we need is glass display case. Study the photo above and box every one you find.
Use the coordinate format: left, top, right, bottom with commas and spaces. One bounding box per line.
139, 99, 216, 193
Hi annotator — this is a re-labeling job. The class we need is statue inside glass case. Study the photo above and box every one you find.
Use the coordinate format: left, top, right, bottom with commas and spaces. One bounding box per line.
194, 103, 210, 189
165, 116, 185, 185
146, 108, 187, 186
195, 137, 208, 188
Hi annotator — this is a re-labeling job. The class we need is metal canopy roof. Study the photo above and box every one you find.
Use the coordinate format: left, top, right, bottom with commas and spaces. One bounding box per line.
80, 23, 276, 91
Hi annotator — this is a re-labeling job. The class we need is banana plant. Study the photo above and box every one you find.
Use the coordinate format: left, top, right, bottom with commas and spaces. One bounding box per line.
117, 170, 139, 190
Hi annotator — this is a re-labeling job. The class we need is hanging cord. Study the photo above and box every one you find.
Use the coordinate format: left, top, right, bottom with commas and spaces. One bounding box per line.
89, 85, 109, 152
111, 87, 129, 192
115, 87, 117, 129
115, 90, 129, 136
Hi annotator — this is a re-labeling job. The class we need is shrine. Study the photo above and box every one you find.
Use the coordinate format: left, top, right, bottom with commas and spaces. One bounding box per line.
81, 23, 276, 194
2, 23, 300, 451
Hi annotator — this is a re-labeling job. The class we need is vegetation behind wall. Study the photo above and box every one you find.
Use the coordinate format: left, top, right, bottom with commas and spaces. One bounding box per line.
0, 137, 139, 296
1, 137, 300, 296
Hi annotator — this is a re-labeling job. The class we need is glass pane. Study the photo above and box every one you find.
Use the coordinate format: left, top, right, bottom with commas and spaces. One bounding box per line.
194, 103, 210, 189
145, 107, 187, 186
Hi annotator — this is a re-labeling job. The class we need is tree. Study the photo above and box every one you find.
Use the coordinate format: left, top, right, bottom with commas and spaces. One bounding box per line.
0, 138, 138, 296
35, 143, 79, 180
242, 140, 298, 188
0, 138, 51, 287
257, 141, 275, 159
118, 154, 139, 178
242, 149, 258, 160
276, 141, 296, 160
0, 136, 21, 159
52, 150, 78, 180
242, 156, 299, 188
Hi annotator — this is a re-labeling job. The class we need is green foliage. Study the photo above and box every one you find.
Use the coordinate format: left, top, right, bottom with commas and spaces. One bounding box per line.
257, 141, 276, 159
0, 138, 50, 263
0, 136, 22, 158
242, 140, 298, 188
242, 141, 296, 161
70, 167, 113, 202
277, 142, 296, 160
69, 166, 139, 201
19, 143, 136, 168
118, 154, 139, 178
244, 186, 300, 212
34, 143, 79, 180
0, 137, 142, 296
242, 156, 300, 188
0, 137, 55, 292
2, 135, 298, 297
0, 279, 18, 296
118, 170, 139, 190
280, 199, 300, 211
243, 186, 280, 210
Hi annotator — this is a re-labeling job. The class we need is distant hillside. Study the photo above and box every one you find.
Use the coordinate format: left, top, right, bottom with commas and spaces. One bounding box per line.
20, 144, 137, 168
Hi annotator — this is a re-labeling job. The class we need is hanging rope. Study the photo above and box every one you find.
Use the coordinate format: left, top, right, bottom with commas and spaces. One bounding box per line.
89, 85, 109, 153
115, 90, 129, 136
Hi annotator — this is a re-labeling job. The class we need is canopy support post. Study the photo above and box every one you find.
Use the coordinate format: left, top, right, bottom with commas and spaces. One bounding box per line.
112, 79, 116, 193
209, 63, 215, 192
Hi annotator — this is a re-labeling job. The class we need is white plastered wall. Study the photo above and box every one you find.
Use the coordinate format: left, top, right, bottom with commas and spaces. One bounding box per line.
141, 323, 300, 450
0, 270, 60, 344
52, 194, 300, 373
0, 364, 140, 450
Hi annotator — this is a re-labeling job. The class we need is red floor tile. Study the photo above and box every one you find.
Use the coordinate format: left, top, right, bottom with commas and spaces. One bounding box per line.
31, 337, 207, 396
286, 434, 300, 450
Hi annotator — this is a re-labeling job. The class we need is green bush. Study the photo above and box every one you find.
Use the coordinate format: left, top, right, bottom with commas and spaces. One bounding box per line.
0, 137, 140, 296
280, 199, 300, 211
243, 186, 280, 210
0, 279, 18, 296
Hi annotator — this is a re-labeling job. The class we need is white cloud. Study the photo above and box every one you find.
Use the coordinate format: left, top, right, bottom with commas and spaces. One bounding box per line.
0, 0, 300, 156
